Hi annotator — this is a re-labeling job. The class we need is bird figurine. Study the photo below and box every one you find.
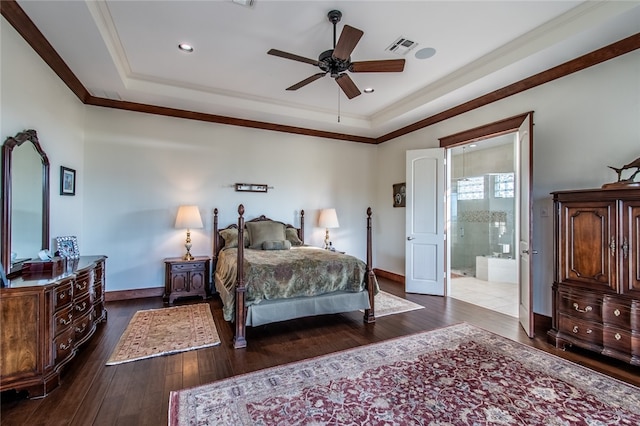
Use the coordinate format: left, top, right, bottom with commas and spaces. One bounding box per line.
608, 156, 640, 183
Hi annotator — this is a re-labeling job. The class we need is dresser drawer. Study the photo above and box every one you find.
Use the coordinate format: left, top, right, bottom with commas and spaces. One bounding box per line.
602, 326, 632, 358
171, 262, 205, 273
558, 290, 602, 322
74, 271, 92, 296
602, 296, 632, 328
74, 292, 92, 316
54, 281, 73, 310
559, 313, 603, 346
73, 311, 94, 344
53, 305, 73, 336
54, 328, 75, 365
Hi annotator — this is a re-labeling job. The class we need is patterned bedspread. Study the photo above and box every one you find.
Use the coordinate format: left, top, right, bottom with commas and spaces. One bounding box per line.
215, 246, 375, 322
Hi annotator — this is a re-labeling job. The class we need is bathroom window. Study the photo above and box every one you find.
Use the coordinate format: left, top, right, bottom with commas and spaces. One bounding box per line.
494, 173, 514, 198
457, 176, 484, 200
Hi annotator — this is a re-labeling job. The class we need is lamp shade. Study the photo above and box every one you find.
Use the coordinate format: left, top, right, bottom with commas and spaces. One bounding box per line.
318, 208, 339, 229
174, 205, 203, 229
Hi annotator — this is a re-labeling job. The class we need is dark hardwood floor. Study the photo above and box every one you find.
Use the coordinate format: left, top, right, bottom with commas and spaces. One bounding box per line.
2, 278, 639, 425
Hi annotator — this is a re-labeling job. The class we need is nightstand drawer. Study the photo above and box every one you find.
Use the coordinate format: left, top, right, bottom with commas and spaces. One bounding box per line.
171, 262, 205, 273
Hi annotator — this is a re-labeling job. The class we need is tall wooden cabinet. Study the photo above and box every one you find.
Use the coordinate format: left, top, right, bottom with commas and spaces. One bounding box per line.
0, 255, 107, 397
548, 187, 639, 365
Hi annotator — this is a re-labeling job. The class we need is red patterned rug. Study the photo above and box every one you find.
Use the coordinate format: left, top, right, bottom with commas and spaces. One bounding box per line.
169, 323, 640, 425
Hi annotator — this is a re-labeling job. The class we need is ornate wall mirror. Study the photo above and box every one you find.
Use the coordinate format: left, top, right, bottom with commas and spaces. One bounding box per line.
1, 129, 50, 275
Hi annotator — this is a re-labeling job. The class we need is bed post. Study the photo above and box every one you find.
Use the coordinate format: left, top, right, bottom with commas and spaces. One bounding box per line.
234, 204, 247, 349
300, 209, 305, 243
364, 207, 376, 323
212, 208, 219, 264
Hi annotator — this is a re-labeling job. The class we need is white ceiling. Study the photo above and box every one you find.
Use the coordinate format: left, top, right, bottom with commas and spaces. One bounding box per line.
15, 0, 640, 138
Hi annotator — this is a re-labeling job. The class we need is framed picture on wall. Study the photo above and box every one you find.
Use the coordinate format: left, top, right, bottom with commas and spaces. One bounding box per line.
60, 166, 76, 196
393, 183, 406, 207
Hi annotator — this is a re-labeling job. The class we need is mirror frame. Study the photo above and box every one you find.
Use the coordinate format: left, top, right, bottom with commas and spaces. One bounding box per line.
1, 129, 50, 275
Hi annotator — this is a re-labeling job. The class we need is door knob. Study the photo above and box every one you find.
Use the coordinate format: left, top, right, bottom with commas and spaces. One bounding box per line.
407, 236, 415, 241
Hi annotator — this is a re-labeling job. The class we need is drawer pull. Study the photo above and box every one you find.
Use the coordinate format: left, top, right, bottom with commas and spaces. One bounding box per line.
75, 323, 88, 333
573, 303, 592, 313
614, 309, 621, 317
609, 237, 616, 256
75, 302, 87, 312
59, 314, 72, 326
60, 292, 65, 300
586, 329, 593, 334
76, 281, 87, 291
59, 338, 73, 350
615, 333, 621, 341
572, 326, 579, 333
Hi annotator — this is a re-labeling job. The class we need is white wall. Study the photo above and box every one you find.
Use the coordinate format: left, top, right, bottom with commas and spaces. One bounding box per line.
374, 49, 640, 316
1, 18, 86, 252
82, 107, 378, 291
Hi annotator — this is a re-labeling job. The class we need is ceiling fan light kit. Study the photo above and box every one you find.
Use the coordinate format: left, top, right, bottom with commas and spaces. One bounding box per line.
268, 10, 405, 100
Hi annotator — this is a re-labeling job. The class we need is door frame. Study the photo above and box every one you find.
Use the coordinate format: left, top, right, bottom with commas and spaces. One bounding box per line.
439, 112, 534, 335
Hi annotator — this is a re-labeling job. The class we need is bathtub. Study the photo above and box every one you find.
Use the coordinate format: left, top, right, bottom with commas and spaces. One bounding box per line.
475, 256, 517, 284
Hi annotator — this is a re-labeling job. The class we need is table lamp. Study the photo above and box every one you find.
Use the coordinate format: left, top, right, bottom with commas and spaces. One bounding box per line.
175, 205, 203, 260
318, 208, 339, 250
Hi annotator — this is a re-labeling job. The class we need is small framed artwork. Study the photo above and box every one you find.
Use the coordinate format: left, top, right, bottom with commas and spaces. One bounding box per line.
60, 166, 76, 196
393, 183, 406, 207
56, 236, 80, 259
235, 183, 268, 193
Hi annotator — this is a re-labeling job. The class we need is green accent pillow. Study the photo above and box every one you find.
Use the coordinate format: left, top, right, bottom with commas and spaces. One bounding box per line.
262, 240, 292, 250
246, 221, 286, 249
219, 228, 249, 249
285, 228, 303, 246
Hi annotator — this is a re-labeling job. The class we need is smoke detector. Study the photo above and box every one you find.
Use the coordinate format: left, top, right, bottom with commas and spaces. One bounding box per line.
386, 36, 418, 55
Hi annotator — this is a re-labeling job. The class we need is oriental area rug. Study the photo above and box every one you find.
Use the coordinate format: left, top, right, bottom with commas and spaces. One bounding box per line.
169, 323, 640, 425
106, 303, 220, 365
360, 290, 424, 317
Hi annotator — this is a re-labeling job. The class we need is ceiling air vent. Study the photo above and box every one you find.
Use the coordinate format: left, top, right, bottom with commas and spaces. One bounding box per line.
386, 37, 418, 55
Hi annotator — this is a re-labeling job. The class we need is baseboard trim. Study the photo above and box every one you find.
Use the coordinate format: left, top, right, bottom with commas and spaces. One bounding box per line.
105, 287, 164, 302
373, 268, 405, 285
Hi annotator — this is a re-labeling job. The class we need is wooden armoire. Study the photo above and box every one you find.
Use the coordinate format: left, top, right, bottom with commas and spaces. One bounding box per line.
548, 187, 640, 365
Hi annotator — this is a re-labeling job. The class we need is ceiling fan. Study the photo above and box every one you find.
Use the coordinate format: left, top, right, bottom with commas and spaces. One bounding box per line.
267, 10, 405, 99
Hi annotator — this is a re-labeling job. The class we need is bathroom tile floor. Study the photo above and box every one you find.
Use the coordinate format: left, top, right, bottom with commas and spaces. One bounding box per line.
449, 276, 518, 317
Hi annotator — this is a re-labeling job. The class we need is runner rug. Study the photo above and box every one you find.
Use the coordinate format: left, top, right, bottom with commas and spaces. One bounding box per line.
169, 322, 640, 425
360, 290, 424, 317
106, 303, 220, 365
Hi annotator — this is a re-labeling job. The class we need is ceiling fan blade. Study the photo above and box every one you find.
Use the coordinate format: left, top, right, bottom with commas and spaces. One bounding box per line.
351, 59, 405, 73
335, 73, 361, 99
333, 25, 364, 60
286, 72, 327, 91
268, 49, 319, 66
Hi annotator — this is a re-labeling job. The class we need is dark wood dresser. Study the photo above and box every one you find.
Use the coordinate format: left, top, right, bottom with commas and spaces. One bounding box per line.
548, 187, 639, 365
0, 255, 107, 397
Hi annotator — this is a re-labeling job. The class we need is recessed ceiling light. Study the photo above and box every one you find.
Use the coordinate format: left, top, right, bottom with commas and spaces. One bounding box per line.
363, 88, 375, 93
415, 47, 436, 60
178, 43, 194, 53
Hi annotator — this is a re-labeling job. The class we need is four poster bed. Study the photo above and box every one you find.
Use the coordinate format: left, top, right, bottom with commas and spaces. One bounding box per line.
212, 205, 377, 349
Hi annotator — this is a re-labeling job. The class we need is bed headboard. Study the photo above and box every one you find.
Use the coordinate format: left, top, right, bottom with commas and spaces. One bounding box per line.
212, 206, 304, 261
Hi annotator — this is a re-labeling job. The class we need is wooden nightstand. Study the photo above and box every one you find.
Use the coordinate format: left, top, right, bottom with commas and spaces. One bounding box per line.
163, 256, 210, 305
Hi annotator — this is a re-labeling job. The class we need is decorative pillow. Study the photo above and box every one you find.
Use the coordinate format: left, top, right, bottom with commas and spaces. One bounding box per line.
219, 228, 249, 249
262, 240, 292, 250
285, 228, 303, 246
246, 221, 286, 249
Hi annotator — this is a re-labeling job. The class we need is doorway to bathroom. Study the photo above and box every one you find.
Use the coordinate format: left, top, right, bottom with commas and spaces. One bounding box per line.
448, 133, 518, 317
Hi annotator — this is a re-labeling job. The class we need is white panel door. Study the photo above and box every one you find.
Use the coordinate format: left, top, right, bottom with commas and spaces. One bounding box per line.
405, 148, 445, 295
518, 113, 534, 337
